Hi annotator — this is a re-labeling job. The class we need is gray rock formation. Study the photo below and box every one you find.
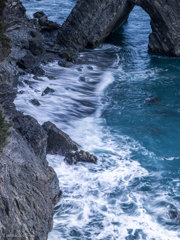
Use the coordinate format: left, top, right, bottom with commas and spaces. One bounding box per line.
42, 121, 79, 155
0, 84, 62, 240
0, 0, 64, 86
58, 0, 180, 56
132, 0, 180, 56
65, 150, 98, 165
57, 0, 134, 51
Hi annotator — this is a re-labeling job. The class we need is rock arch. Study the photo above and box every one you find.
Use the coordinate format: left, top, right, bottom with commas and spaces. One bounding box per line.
57, 0, 180, 56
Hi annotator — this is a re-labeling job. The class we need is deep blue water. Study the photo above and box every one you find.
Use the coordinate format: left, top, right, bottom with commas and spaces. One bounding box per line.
17, 1, 180, 239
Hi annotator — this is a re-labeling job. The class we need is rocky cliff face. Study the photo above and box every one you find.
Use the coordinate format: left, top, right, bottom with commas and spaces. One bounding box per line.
0, 1, 64, 239
58, 0, 180, 56
0, 84, 62, 240
0, 0, 63, 86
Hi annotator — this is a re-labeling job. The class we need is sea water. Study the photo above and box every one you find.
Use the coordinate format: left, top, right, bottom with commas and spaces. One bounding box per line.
16, 1, 180, 239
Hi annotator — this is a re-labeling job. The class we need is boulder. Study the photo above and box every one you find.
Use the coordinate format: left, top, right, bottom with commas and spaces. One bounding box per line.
17, 53, 36, 69
33, 11, 46, 19
29, 38, 45, 56
41, 87, 55, 96
30, 99, 41, 106
144, 96, 161, 104
65, 150, 98, 165
32, 66, 45, 76
42, 121, 79, 155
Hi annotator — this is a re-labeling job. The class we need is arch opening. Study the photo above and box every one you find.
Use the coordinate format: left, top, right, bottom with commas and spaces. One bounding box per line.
58, 0, 180, 57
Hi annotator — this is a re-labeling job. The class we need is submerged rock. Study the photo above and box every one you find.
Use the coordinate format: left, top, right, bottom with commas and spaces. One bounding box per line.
65, 150, 98, 165
42, 121, 79, 155
32, 66, 45, 76
58, 59, 70, 67
169, 210, 180, 219
30, 99, 41, 106
41, 87, 55, 96
144, 96, 161, 104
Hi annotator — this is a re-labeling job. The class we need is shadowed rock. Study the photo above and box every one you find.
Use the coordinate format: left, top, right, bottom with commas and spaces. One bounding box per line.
58, 0, 134, 51
58, 0, 180, 56
42, 121, 79, 155
41, 87, 55, 96
30, 99, 41, 106
0, 84, 62, 240
144, 96, 161, 104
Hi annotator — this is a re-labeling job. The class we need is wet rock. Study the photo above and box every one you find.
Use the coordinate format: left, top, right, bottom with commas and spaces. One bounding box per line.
18, 90, 25, 94
144, 96, 161, 104
169, 210, 180, 219
33, 11, 46, 19
33, 75, 40, 80
87, 66, 93, 70
58, 59, 70, 67
30, 99, 41, 106
42, 121, 79, 155
42, 87, 55, 96
24, 79, 34, 88
58, 49, 78, 63
65, 150, 98, 165
34, 89, 41, 92
32, 66, 45, 76
17, 53, 36, 69
29, 38, 45, 56
79, 76, 86, 82
46, 75, 56, 80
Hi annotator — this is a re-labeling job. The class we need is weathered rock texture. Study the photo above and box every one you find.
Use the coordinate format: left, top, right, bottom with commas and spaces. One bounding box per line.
132, 0, 180, 56
0, 84, 62, 240
42, 121, 79, 155
65, 150, 98, 165
0, 0, 63, 86
58, 0, 134, 51
58, 0, 180, 56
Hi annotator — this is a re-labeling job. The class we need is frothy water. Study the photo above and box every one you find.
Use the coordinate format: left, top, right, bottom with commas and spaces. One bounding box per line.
16, 1, 180, 239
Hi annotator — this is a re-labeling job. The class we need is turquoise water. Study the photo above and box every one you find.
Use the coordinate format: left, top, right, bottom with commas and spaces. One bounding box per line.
17, 1, 180, 239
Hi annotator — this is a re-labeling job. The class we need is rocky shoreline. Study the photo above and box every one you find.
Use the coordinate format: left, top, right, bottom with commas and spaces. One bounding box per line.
0, 0, 95, 239
1, 0, 180, 239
